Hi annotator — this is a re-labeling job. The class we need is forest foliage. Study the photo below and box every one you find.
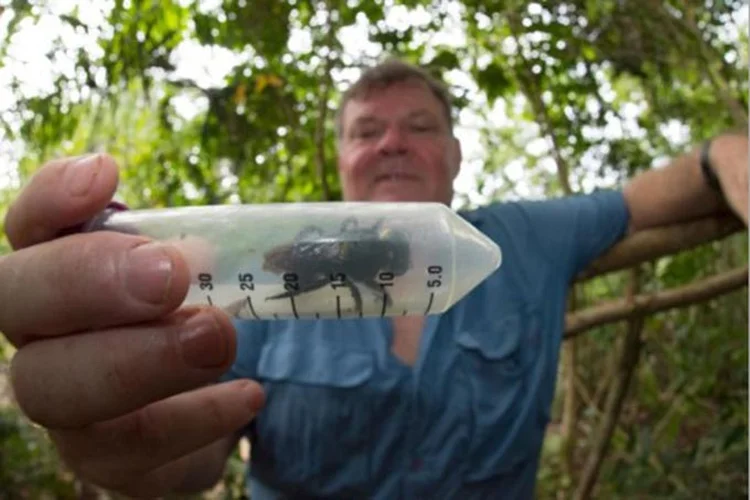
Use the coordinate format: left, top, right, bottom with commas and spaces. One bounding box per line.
0, 0, 747, 498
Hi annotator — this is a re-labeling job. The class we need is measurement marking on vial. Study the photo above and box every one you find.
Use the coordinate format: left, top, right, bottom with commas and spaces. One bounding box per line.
206, 295, 213, 306
424, 292, 435, 315
336, 296, 342, 319
245, 296, 260, 320
273, 313, 279, 319
289, 296, 299, 319
315, 313, 320, 319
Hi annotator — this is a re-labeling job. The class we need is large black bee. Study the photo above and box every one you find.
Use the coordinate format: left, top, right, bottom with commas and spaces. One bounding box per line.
262, 216, 411, 315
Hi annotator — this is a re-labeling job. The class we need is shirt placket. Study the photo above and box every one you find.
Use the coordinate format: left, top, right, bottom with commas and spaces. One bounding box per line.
402, 315, 442, 497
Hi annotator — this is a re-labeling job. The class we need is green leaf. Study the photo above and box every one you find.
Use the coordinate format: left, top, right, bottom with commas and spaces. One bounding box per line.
475, 61, 512, 102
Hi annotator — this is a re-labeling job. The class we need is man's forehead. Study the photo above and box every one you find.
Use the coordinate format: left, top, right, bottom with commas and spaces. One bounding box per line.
342, 81, 444, 122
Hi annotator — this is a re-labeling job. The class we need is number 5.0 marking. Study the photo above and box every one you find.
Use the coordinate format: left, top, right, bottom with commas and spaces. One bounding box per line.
427, 265, 442, 288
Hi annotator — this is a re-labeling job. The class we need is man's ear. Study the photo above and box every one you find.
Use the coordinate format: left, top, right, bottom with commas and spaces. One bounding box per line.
449, 136, 462, 179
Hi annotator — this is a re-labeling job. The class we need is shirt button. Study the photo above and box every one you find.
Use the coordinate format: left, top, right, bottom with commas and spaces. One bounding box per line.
410, 458, 423, 471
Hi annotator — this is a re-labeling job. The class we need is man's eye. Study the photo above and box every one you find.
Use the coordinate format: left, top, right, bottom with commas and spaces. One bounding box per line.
410, 123, 437, 133
354, 128, 379, 138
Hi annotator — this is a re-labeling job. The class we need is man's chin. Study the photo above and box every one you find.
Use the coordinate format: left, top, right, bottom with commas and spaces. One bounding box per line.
369, 192, 431, 203
368, 182, 431, 203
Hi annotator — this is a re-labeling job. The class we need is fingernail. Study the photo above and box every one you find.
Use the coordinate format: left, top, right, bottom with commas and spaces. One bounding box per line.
65, 154, 101, 196
125, 243, 174, 304
180, 312, 229, 369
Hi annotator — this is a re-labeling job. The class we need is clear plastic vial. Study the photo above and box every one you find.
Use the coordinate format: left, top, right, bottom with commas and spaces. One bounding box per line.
85, 202, 502, 320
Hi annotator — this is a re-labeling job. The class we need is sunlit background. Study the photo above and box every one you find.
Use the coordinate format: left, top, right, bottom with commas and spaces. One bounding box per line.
0, 1, 748, 498
2, 1, 746, 207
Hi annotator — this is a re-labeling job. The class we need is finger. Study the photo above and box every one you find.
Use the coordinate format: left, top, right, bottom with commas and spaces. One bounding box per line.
4, 153, 119, 250
10, 307, 237, 428
95, 443, 228, 498
50, 379, 264, 496
0, 231, 190, 346
94, 452, 196, 498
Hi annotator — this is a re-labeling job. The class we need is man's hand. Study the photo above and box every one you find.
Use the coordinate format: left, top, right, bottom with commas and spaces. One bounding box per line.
0, 154, 265, 497
711, 133, 749, 225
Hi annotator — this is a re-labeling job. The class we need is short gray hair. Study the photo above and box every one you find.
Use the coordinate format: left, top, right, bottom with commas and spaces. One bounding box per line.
335, 58, 455, 137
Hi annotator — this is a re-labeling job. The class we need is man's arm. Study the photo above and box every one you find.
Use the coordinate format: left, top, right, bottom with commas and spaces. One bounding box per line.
623, 132, 748, 232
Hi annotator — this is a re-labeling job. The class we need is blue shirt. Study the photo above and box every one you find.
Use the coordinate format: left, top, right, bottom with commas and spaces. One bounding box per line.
222, 191, 630, 499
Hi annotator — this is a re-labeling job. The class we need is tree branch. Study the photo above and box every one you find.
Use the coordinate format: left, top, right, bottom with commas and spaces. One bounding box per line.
507, 12, 573, 196
574, 270, 645, 500
313, 3, 338, 202
314, 56, 333, 201
577, 214, 744, 281
506, 14, 581, 485
671, 0, 748, 128
565, 265, 748, 338
561, 287, 579, 482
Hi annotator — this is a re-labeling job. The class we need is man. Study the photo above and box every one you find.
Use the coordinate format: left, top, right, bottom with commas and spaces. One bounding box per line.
0, 59, 746, 498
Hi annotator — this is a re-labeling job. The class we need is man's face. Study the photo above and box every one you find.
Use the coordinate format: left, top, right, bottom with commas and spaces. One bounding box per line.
336, 80, 462, 204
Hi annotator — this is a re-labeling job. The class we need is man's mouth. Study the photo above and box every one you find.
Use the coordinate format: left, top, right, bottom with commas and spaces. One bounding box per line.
374, 172, 421, 183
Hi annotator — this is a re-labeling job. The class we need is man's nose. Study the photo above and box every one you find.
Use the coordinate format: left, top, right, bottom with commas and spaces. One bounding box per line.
377, 125, 408, 155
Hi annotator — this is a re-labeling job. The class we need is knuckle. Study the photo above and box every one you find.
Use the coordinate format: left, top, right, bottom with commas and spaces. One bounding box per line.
75, 459, 136, 496
49, 419, 163, 496
0, 257, 22, 339
103, 323, 181, 405
4, 155, 120, 250
59, 450, 106, 486
128, 405, 173, 456
105, 342, 146, 404
3, 200, 39, 250
4, 162, 62, 247
3, 200, 19, 244
47, 430, 84, 468
8, 347, 49, 425
58, 234, 122, 292
50, 233, 154, 314
202, 390, 228, 431
9, 340, 83, 428
7, 352, 33, 419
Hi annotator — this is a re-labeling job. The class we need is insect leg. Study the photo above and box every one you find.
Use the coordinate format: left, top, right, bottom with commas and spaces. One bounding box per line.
362, 278, 392, 308
265, 273, 329, 301
369, 217, 385, 232
340, 216, 359, 232
344, 280, 363, 316
222, 297, 247, 317
294, 225, 325, 242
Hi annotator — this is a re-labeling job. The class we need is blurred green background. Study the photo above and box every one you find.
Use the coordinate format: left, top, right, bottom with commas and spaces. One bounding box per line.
0, 0, 747, 498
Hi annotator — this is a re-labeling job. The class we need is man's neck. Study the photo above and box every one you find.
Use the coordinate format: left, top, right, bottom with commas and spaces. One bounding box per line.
390, 315, 425, 366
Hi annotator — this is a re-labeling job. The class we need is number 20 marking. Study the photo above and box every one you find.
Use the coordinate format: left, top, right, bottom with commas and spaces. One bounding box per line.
283, 272, 299, 292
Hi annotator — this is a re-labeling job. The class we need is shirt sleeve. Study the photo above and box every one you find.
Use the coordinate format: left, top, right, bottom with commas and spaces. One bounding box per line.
517, 189, 631, 279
